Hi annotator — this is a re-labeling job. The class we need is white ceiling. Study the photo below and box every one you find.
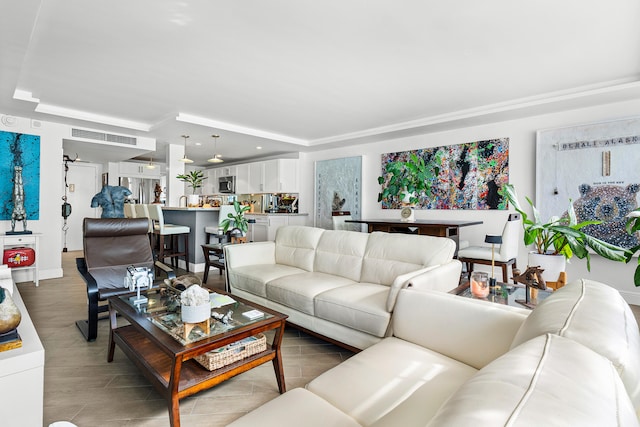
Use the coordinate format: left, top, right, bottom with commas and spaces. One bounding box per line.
2, 0, 640, 166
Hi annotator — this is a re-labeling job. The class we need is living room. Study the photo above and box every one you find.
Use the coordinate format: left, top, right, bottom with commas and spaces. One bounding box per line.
2, 1, 640, 425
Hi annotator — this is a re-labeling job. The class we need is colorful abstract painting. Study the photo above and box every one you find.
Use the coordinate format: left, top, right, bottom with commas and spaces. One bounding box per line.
0, 131, 40, 220
380, 138, 509, 210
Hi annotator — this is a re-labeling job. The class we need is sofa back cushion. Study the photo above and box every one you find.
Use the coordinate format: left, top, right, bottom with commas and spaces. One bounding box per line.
510, 279, 640, 410
360, 232, 455, 285
274, 226, 325, 271
427, 334, 639, 427
314, 230, 369, 281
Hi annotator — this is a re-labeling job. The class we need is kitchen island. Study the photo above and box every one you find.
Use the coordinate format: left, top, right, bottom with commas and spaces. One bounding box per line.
161, 207, 309, 271
161, 207, 221, 270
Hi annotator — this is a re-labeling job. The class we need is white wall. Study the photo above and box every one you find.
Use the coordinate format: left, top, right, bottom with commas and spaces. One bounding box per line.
0, 116, 67, 282
300, 99, 640, 304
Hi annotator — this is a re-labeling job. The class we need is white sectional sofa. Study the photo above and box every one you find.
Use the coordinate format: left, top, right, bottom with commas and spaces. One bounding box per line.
229, 279, 640, 426
224, 225, 462, 350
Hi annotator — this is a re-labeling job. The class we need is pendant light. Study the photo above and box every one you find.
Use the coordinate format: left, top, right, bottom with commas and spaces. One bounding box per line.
207, 134, 224, 163
146, 157, 156, 169
179, 135, 193, 163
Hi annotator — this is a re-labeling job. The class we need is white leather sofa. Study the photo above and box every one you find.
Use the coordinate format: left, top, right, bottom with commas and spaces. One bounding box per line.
225, 225, 462, 350
229, 279, 640, 426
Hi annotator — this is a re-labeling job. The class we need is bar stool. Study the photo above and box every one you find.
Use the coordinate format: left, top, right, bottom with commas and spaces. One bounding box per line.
123, 203, 136, 218
147, 204, 190, 272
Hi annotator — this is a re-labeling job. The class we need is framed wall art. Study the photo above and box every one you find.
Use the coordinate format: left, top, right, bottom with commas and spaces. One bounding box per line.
380, 138, 509, 210
315, 156, 361, 230
0, 131, 40, 220
536, 117, 640, 249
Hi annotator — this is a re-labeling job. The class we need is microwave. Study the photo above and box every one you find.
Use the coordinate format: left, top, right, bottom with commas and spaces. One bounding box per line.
218, 176, 235, 193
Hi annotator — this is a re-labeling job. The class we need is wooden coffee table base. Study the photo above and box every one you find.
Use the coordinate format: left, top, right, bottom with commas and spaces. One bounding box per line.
108, 296, 287, 427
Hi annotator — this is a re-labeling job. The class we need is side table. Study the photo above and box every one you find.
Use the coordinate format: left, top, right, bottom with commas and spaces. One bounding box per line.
0, 233, 41, 286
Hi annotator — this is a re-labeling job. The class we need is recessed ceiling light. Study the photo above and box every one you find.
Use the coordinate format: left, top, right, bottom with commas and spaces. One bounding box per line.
256, 146, 262, 150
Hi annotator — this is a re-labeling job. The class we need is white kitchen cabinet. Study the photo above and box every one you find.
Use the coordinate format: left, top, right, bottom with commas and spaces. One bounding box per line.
264, 159, 298, 193
235, 164, 250, 194
119, 161, 161, 178
246, 214, 268, 242
248, 162, 265, 193
266, 215, 288, 241
202, 169, 217, 194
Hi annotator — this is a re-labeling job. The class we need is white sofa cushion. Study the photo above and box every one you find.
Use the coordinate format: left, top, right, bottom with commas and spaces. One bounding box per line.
274, 226, 324, 271
393, 288, 529, 369
307, 336, 477, 427
228, 264, 305, 297
314, 283, 391, 337
427, 334, 639, 427
227, 388, 361, 427
266, 272, 356, 315
511, 279, 640, 409
360, 232, 455, 285
314, 230, 369, 282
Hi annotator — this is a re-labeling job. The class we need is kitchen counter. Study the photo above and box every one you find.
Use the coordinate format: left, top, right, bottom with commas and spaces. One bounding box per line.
162, 207, 220, 211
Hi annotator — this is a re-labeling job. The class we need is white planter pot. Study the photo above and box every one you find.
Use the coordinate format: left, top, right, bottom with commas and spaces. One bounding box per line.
187, 194, 200, 207
528, 252, 566, 283
181, 303, 210, 324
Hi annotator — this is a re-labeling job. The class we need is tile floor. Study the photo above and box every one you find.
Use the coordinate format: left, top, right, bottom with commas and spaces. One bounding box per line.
16, 251, 353, 426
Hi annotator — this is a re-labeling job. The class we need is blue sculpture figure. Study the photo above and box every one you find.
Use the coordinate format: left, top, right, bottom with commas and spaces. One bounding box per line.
91, 185, 132, 218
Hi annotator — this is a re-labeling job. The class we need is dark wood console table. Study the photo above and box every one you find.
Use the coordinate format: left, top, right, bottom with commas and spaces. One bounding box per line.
345, 218, 482, 255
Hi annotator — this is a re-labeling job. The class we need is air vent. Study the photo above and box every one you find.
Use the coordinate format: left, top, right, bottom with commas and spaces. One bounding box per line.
71, 128, 137, 145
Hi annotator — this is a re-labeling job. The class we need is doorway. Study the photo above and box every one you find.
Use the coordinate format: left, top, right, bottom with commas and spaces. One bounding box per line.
62, 162, 100, 251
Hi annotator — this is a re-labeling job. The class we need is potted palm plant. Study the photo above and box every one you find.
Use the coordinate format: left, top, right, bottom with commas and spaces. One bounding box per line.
176, 170, 207, 207
220, 201, 251, 236
377, 153, 437, 206
501, 183, 631, 281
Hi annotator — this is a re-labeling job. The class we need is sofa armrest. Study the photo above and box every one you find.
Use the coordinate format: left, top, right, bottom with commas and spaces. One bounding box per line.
393, 288, 529, 369
225, 241, 276, 269
386, 260, 463, 311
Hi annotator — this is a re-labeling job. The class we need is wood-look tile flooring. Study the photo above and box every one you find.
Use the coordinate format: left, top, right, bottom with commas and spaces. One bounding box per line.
16, 251, 354, 426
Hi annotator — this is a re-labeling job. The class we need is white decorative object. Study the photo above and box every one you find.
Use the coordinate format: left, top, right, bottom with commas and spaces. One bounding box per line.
180, 285, 211, 323
528, 252, 566, 283
181, 304, 211, 323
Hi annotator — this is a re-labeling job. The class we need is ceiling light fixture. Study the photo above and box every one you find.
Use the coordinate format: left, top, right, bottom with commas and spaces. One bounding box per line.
208, 134, 224, 163
179, 135, 193, 163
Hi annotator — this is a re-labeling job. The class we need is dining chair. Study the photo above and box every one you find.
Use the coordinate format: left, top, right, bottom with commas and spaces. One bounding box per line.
457, 213, 521, 283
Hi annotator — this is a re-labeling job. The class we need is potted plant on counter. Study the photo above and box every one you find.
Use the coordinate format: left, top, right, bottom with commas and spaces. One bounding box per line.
176, 170, 207, 207
377, 153, 436, 206
500, 183, 631, 282
221, 201, 251, 236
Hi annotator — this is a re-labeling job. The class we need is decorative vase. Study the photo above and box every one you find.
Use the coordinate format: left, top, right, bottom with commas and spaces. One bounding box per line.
181, 303, 210, 323
187, 194, 200, 208
470, 271, 489, 298
528, 252, 567, 283
0, 288, 21, 334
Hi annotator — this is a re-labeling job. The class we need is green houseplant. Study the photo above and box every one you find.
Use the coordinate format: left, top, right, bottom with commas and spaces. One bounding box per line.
220, 201, 251, 235
625, 208, 640, 286
501, 183, 631, 273
377, 153, 436, 205
176, 170, 207, 194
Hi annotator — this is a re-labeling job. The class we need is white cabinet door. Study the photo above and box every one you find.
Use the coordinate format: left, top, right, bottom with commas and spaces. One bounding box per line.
263, 159, 298, 193
235, 164, 250, 194
267, 215, 288, 241
119, 161, 161, 178
202, 169, 217, 194
248, 162, 265, 193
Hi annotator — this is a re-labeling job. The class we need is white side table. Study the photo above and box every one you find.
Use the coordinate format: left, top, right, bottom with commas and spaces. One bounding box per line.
0, 233, 41, 286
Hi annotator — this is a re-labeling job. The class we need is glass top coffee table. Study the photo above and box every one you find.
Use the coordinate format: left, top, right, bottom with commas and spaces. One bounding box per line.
450, 281, 552, 309
107, 288, 288, 427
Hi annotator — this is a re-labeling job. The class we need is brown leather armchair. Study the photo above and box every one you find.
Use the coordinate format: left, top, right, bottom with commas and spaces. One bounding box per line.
76, 217, 175, 341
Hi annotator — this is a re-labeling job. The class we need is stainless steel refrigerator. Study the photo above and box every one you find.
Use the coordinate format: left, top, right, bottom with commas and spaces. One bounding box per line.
119, 177, 162, 204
